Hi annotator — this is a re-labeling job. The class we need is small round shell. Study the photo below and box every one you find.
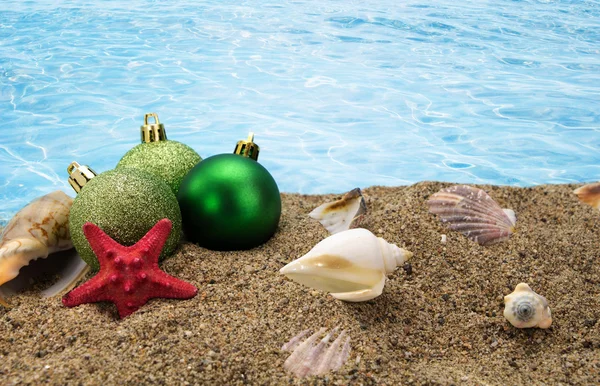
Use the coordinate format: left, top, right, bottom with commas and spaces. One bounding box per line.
503, 283, 552, 329
427, 185, 516, 246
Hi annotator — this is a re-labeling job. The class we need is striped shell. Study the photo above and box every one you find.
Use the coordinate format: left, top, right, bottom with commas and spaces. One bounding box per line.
427, 185, 516, 246
282, 327, 351, 378
573, 183, 600, 210
309, 188, 367, 234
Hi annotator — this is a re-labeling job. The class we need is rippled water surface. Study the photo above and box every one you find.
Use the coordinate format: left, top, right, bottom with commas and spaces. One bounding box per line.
1, 0, 600, 222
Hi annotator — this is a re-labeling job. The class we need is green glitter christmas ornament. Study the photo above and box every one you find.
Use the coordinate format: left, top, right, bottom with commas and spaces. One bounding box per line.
116, 113, 202, 195
67, 162, 182, 271
177, 133, 281, 251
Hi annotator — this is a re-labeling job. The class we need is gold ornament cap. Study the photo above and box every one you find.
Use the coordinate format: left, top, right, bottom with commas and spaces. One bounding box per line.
141, 113, 168, 143
67, 161, 97, 193
234, 132, 260, 161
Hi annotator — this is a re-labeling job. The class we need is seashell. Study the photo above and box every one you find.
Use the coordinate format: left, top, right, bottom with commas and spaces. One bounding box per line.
309, 188, 367, 234
0, 191, 89, 307
280, 228, 413, 302
427, 185, 516, 246
282, 327, 351, 378
503, 283, 552, 329
573, 183, 600, 210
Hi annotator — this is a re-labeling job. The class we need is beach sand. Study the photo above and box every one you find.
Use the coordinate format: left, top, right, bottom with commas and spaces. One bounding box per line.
1, 182, 599, 385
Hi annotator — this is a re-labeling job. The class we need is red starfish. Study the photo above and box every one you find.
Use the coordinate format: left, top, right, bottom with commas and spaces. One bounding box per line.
62, 218, 197, 318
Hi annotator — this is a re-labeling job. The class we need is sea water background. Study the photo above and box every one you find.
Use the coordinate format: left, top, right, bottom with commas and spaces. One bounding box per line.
1, 0, 599, 223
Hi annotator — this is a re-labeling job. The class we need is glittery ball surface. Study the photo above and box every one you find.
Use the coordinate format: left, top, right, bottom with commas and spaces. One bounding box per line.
117, 140, 202, 195
69, 168, 182, 271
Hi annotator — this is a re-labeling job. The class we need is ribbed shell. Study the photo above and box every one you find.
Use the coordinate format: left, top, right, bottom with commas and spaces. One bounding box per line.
281, 327, 351, 378
427, 185, 516, 246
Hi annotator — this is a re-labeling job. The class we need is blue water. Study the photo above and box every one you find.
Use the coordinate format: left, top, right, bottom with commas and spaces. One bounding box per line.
1, 0, 600, 223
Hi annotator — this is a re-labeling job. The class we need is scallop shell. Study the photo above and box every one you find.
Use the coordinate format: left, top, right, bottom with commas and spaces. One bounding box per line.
427, 185, 516, 246
280, 228, 413, 302
282, 327, 351, 378
0, 191, 89, 306
503, 283, 552, 329
573, 183, 600, 210
309, 188, 367, 234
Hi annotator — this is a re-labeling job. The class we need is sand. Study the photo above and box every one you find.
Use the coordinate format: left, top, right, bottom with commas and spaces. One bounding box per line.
1, 182, 600, 385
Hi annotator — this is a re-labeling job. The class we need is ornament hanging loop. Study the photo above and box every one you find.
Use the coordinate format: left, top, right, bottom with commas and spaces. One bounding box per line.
67, 161, 97, 193
141, 113, 168, 143
234, 132, 260, 161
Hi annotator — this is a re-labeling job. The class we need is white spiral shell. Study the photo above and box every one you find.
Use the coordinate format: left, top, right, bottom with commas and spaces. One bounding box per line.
279, 228, 413, 302
503, 283, 552, 329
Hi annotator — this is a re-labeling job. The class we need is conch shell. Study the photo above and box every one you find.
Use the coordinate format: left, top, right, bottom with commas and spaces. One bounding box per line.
280, 228, 413, 302
503, 283, 552, 329
573, 183, 600, 210
309, 188, 367, 234
0, 191, 89, 306
282, 327, 351, 378
427, 185, 516, 245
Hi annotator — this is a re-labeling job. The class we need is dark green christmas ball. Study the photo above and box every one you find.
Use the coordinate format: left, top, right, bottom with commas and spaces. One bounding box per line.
117, 141, 202, 195
69, 168, 182, 270
177, 153, 281, 251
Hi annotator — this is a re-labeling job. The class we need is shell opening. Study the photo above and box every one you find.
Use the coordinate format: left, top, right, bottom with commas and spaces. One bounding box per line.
0, 249, 87, 305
